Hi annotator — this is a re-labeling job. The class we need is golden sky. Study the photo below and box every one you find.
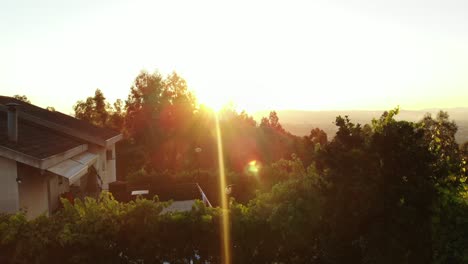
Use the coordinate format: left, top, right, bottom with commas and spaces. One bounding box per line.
1, 0, 467, 114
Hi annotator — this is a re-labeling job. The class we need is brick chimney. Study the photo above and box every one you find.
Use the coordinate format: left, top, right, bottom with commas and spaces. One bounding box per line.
6, 103, 20, 142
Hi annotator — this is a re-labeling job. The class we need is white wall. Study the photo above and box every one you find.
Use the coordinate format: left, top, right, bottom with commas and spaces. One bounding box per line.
0, 156, 19, 214
88, 144, 117, 190
48, 173, 69, 213
18, 166, 49, 219
106, 144, 116, 185
88, 144, 108, 189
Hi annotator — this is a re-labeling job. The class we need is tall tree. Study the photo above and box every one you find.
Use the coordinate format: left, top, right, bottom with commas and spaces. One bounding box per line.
124, 71, 197, 171
318, 109, 463, 264
74, 89, 112, 128
419, 111, 464, 187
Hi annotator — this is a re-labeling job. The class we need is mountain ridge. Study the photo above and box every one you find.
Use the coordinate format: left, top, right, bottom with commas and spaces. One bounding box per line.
252, 108, 468, 143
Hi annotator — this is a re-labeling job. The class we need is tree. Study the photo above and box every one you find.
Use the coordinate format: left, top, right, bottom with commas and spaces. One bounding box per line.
369, 119, 436, 264
123, 71, 197, 171
318, 115, 370, 263
462, 141, 468, 158
418, 111, 464, 187
257, 111, 302, 164
461, 141, 468, 175
318, 110, 462, 264
260, 111, 285, 133
107, 99, 124, 131
307, 128, 327, 147
74, 89, 112, 128
232, 164, 323, 263
13, 94, 31, 103
419, 113, 468, 264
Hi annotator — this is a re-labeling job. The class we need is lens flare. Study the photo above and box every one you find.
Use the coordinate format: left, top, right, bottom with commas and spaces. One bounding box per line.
247, 160, 260, 174
215, 112, 231, 264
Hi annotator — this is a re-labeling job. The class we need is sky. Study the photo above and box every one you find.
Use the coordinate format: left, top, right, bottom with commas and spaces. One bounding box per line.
1, 0, 468, 114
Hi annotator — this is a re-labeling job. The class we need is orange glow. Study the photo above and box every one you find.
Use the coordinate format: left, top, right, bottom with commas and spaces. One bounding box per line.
3, 1, 468, 114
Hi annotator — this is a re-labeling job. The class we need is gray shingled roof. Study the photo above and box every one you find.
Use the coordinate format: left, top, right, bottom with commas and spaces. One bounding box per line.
0, 111, 84, 159
0, 96, 120, 141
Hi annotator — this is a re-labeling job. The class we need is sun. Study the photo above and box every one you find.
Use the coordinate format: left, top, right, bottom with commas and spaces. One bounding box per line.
187, 75, 263, 114
199, 97, 226, 112
194, 89, 234, 112
193, 88, 264, 114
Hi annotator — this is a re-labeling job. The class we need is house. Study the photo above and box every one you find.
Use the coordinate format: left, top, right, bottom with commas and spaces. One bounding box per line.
0, 96, 122, 219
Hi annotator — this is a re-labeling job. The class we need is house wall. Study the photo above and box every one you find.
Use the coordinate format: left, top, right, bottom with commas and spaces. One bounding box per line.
17, 165, 49, 219
0, 156, 19, 214
48, 173, 69, 213
88, 144, 117, 190
106, 144, 116, 186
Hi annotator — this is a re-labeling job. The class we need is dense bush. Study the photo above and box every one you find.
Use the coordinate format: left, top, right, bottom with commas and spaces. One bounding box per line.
0, 156, 321, 263
0, 193, 222, 264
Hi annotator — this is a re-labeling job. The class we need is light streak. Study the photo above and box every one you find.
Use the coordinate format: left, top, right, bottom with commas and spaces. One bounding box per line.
215, 112, 231, 264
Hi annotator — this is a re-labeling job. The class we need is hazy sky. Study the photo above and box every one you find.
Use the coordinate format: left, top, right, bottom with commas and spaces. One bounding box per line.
1, 0, 467, 114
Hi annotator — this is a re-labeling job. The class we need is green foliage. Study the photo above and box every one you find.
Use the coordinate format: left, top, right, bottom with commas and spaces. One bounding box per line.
0, 183, 318, 263
432, 186, 468, 263
12, 94, 31, 103
73, 89, 120, 129
371, 106, 400, 133
419, 111, 465, 187
316, 110, 467, 264
72, 70, 316, 185
237, 171, 323, 263
67, 75, 467, 264
1, 125, 467, 263
0, 192, 222, 264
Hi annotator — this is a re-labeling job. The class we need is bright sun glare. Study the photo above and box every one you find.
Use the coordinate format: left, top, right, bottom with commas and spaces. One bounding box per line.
195, 89, 233, 112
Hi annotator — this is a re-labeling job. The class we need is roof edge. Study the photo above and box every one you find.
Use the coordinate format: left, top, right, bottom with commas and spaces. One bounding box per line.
0, 144, 88, 170
105, 133, 123, 148
40, 144, 88, 169
0, 145, 41, 168
0, 104, 121, 146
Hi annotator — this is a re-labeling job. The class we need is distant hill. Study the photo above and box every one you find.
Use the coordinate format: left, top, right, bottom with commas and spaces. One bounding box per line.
253, 108, 468, 144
